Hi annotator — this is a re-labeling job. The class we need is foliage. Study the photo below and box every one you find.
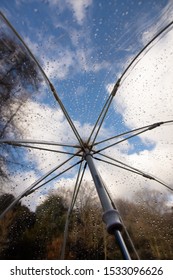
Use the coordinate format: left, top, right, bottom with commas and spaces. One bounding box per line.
0, 188, 172, 260
0, 194, 36, 259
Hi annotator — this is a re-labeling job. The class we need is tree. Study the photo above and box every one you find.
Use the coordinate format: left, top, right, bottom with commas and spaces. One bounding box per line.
0, 193, 36, 259
0, 193, 15, 214
64, 182, 120, 260
116, 189, 173, 259
0, 30, 42, 183
1, 187, 172, 260
28, 194, 68, 259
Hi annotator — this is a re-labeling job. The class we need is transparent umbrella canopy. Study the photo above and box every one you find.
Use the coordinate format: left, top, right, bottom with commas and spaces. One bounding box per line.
0, 1, 173, 260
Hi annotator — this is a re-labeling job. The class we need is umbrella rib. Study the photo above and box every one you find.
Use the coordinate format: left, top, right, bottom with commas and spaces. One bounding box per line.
0, 151, 81, 220
70, 162, 87, 211
0, 139, 80, 148
27, 158, 84, 196
1, 142, 80, 156
87, 94, 112, 144
91, 95, 114, 147
0, 12, 84, 149
120, 217, 140, 260
95, 153, 173, 192
87, 80, 121, 146
94, 120, 173, 154
93, 120, 173, 147
119, 20, 173, 83
61, 161, 87, 259
23, 151, 82, 197
95, 127, 151, 153
98, 152, 146, 175
94, 156, 142, 176
50, 86, 84, 148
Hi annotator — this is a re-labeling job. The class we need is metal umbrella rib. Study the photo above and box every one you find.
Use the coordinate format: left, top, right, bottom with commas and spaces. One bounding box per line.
94, 153, 173, 192
94, 120, 173, 154
0, 151, 81, 220
119, 20, 173, 84
26, 158, 84, 196
87, 80, 120, 146
93, 120, 173, 147
61, 161, 87, 259
1, 142, 81, 156
0, 139, 80, 148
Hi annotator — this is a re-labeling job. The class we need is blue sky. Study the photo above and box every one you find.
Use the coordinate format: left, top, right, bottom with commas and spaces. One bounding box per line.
0, 0, 173, 206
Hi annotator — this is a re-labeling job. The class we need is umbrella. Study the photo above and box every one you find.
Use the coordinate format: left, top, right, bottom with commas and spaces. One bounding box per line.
0, 1, 173, 260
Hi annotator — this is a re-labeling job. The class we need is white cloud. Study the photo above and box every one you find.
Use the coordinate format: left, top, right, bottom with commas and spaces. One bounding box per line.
92, 60, 111, 72
48, 0, 92, 25
43, 45, 110, 80
104, 24, 173, 199
67, 0, 92, 25
115, 29, 173, 134
43, 50, 75, 80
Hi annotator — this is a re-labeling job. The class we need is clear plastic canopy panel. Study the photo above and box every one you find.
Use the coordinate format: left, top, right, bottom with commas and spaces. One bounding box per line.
0, 0, 173, 260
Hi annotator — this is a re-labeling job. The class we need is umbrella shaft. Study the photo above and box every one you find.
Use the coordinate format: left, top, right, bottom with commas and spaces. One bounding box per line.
85, 150, 112, 211
85, 150, 131, 260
